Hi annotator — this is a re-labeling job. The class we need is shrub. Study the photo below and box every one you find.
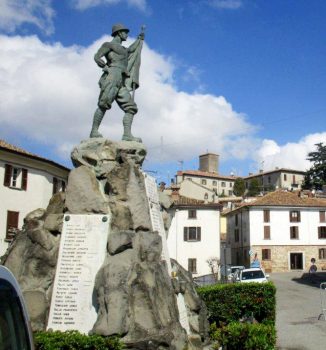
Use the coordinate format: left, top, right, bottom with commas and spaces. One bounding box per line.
211, 322, 276, 350
197, 282, 276, 325
34, 330, 124, 350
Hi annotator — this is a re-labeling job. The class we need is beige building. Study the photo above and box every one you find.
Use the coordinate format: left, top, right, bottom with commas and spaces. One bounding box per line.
226, 191, 326, 272
0, 140, 69, 256
244, 168, 306, 192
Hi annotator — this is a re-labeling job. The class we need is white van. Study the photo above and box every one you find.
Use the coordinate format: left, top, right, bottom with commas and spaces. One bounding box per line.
0, 266, 34, 350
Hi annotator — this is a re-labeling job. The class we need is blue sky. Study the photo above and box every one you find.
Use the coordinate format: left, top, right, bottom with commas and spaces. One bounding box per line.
0, 0, 325, 183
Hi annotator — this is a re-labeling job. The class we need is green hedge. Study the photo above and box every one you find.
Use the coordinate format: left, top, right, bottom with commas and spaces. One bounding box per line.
197, 282, 276, 325
34, 330, 124, 350
211, 322, 276, 350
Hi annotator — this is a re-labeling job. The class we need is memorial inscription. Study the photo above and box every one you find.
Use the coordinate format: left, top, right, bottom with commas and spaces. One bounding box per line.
47, 214, 110, 334
143, 173, 172, 274
143, 173, 190, 334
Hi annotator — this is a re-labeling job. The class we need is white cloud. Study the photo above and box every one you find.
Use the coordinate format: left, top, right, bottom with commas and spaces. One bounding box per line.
256, 133, 326, 172
208, 0, 243, 10
71, 0, 147, 12
0, 34, 257, 166
0, 0, 55, 35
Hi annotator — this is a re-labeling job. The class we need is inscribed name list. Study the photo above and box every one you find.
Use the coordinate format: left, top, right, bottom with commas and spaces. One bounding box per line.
47, 214, 109, 334
143, 172, 172, 274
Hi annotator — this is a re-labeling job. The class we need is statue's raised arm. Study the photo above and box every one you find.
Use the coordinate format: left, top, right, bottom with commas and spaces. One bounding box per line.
89, 23, 145, 142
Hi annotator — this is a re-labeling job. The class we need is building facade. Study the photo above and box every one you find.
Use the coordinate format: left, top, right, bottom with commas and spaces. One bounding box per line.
226, 191, 326, 272
167, 197, 222, 277
0, 140, 69, 256
244, 168, 306, 192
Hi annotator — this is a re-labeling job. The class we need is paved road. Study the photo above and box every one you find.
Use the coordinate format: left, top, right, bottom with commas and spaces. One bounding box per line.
270, 272, 326, 350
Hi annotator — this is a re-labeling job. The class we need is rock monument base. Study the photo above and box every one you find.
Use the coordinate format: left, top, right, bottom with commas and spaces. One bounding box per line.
2, 138, 209, 349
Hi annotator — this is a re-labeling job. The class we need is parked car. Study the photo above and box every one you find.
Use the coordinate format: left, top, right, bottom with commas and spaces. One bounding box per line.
0, 265, 34, 349
220, 265, 245, 281
234, 268, 269, 283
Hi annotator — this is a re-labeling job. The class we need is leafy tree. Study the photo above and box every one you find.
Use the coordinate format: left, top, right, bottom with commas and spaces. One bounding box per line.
233, 178, 246, 196
303, 142, 326, 190
248, 178, 260, 196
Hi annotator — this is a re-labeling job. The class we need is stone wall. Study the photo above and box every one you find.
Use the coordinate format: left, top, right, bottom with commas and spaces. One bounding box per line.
253, 245, 326, 272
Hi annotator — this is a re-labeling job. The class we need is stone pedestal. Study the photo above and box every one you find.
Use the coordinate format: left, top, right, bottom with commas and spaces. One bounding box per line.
2, 138, 209, 349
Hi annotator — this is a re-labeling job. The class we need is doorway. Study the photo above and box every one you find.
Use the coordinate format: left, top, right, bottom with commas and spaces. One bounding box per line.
290, 253, 303, 270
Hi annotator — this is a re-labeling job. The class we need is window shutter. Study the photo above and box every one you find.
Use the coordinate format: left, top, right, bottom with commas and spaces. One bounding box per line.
297, 211, 301, 222
197, 227, 201, 241
61, 180, 66, 192
53, 177, 58, 195
6, 211, 19, 240
4, 164, 12, 187
184, 227, 188, 241
320, 211, 325, 223
21, 168, 28, 190
289, 211, 292, 222
318, 227, 321, 239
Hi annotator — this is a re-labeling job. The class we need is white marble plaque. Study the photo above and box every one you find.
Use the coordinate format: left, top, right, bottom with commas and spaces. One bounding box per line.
47, 214, 110, 334
177, 294, 191, 334
143, 173, 172, 274
143, 173, 190, 334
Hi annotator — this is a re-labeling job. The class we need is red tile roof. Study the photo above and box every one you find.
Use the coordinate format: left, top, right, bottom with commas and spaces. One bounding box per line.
0, 139, 70, 171
244, 168, 305, 179
177, 170, 237, 180
172, 195, 222, 209
227, 191, 326, 213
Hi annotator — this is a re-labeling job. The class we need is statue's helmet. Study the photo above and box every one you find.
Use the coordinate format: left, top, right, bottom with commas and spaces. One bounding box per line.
111, 23, 129, 36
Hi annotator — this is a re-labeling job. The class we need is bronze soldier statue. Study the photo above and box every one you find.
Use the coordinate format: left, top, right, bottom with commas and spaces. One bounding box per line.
90, 23, 144, 142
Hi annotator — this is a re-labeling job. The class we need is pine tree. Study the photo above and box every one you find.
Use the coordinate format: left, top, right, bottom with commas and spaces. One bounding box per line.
303, 142, 326, 190
233, 178, 246, 196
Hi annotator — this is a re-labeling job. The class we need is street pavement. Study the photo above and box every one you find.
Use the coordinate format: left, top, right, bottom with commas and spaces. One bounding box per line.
270, 272, 326, 350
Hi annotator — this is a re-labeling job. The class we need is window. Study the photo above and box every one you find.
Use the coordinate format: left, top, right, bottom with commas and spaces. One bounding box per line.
264, 226, 271, 239
229, 182, 232, 187
320, 211, 326, 223
268, 176, 271, 184
290, 226, 299, 239
188, 209, 197, 219
221, 189, 225, 195
290, 210, 301, 222
262, 249, 271, 260
212, 180, 217, 186
6, 211, 19, 241
284, 174, 287, 181
53, 178, 66, 194
263, 210, 270, 223
204, 193, 208, 200
188, 258, 197, 274
3, 164, 28, 190
184, 227, 201, 241
235, 214, 239, 226
318, 227, 326, 239
228, 190, 233, 196
234, 229, 239, 242
221, 182, 226, 187
201, 179, 207, 185
319, 248, 326, 260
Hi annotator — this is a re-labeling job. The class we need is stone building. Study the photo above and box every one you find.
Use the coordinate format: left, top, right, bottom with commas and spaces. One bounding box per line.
244, 168, 306, 192
226, 191, 326, 272
0, 140, 69, 256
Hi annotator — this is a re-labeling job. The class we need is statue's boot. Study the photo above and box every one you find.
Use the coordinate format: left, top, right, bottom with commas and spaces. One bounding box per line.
122, 113, 142, 142
90, 108, 105, 138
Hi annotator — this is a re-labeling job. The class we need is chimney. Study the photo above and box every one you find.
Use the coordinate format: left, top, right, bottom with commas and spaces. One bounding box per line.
248, 172, 253, 176
199, 153, 219, 173
259, 169, 264, 174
